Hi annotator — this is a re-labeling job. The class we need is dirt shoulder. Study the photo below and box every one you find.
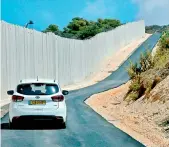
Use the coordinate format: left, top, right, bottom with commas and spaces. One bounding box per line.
86, 76, 169, 147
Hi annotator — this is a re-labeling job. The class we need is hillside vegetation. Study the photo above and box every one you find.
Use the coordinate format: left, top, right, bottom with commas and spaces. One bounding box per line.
125, 31, 169, 137
126, 31, 169, 102
146, 25, 169, 34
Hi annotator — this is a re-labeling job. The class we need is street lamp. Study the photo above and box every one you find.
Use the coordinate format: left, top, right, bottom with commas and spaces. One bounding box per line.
25, 20, 34, 28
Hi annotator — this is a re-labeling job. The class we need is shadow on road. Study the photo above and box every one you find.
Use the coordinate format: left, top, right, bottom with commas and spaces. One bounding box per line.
1, 121, 66, 130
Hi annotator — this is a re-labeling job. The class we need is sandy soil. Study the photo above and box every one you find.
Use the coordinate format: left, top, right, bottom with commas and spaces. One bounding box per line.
86, 76, 169, 147
63, 34, 151, 90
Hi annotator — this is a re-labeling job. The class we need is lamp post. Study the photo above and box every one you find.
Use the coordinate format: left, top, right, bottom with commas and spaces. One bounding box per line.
25, 20, 34, 28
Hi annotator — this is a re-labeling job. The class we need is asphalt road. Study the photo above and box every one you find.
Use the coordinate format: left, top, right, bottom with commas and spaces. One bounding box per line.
1, 33, 161, 147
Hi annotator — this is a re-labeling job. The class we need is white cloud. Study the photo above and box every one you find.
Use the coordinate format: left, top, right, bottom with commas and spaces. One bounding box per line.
40, 11, 55, 22
132, 0, 169, 25
80, 0, 115, 19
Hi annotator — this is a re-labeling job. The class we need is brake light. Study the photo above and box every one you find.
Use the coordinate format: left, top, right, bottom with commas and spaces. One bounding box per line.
51, 95, 64, 102
12, 95, 24, 102
12, 116, 20, 121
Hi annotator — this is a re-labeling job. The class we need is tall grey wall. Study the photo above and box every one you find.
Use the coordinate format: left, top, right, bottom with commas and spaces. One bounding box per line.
0, 20, 145, 101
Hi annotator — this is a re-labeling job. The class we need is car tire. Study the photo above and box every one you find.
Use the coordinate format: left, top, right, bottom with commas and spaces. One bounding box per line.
9, 120, 13, 129
62, 122, 66, 129
9, 120, 17, 129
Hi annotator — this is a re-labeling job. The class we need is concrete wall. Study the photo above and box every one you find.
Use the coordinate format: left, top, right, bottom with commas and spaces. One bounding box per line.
0, 20, 145, 101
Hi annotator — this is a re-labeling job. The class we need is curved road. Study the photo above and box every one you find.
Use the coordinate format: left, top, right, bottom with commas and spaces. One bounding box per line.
1, 33, 161, 147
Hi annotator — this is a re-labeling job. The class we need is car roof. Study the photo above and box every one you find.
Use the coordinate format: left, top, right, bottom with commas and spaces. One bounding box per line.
19, 78, 58, 84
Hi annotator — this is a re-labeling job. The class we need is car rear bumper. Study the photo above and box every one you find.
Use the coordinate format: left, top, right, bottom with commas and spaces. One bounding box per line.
12, 115, 64, 123
9, 107, 66, 123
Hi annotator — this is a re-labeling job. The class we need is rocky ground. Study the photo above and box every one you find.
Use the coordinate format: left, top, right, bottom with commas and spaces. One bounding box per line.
86, 75, 169, 147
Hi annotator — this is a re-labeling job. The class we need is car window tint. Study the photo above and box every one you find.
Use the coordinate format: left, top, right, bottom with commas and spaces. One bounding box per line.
17, 83, 59, 95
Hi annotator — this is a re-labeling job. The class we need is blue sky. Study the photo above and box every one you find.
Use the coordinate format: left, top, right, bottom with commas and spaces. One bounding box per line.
1, 0, 169, 31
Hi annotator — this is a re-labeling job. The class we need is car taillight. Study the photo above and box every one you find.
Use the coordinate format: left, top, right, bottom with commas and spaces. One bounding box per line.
12, 95, 24, 102
51, 95, 64, 102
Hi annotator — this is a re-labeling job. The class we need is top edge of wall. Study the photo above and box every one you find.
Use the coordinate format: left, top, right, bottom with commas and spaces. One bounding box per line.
0, 20, 145, 41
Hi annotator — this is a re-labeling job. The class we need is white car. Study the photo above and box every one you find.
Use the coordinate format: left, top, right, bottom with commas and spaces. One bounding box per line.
7, 78, 68, 129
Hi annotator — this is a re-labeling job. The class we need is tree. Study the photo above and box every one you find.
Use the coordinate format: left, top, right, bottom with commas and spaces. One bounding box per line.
96, 18, 121, 32
43, 17, 121, 39
43, 24, 59, 35
63, 17, 90, 35
77, 24, 101, 39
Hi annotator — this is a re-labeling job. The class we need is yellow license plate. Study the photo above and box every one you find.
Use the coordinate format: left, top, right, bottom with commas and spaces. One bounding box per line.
29, 100, 46, 105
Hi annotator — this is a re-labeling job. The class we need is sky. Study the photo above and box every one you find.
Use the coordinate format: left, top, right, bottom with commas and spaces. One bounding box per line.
1, 0, 169, 31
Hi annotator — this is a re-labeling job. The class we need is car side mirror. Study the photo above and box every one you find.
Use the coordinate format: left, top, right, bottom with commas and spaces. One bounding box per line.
7, 90, 14, 95
62, 90, 69, 95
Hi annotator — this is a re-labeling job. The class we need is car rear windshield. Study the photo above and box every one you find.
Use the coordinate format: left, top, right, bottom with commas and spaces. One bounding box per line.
17, 83, 59, 95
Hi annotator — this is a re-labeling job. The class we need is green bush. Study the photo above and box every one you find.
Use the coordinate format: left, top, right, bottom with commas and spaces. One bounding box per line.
160, 32, 169, 49
153, 49, 169, 68
154, 32, 169, 68
125, 76, 146, 101
127, 50, 154, 80
140, 50, 154, 72
126, 60, 138, 79
125, 92, 139, 102
129, 79, 141, 91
